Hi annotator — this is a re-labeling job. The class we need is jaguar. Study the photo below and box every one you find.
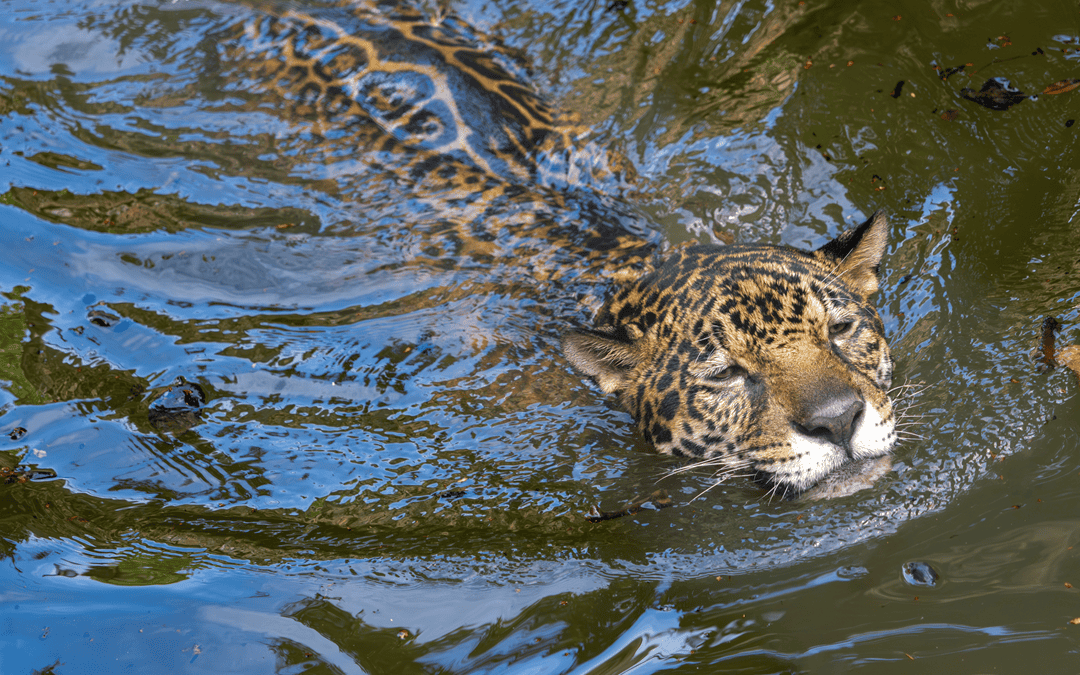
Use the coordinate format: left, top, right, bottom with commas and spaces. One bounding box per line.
223, 0, 897, 498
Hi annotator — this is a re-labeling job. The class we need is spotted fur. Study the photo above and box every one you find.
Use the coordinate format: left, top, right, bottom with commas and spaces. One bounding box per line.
563, 213, 896, 497
225, 2, 895, 498
221, 0, 654, 273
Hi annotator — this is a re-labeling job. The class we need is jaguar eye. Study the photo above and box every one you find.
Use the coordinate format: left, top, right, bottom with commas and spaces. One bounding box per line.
709, 365, 743, 382
829, 320, 855, 338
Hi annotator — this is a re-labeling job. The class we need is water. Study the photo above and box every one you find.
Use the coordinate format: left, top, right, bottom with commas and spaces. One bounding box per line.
1, 0, 1079, 672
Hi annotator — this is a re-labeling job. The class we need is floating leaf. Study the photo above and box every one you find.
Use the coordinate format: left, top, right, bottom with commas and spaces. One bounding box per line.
960, 78, 1027, 111
940, 109, 959, 121
1043, 79, 1080, 95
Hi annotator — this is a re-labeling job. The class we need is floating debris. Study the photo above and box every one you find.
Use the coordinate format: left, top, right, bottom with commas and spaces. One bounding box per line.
1043, 79, 1080, 95
148, 376, 208, 433
1, 466, 57, 484
87, 308, 121, 327
901, 561, 940, 587
934, 64, 969, 81
585, 489, 672, 522
961, 78, 1027, 111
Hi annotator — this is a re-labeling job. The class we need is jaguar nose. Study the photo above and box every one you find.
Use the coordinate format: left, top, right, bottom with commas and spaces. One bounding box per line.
797, 397, 865, 449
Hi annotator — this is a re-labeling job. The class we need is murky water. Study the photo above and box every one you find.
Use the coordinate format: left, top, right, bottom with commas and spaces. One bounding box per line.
1, 0, 1079, 672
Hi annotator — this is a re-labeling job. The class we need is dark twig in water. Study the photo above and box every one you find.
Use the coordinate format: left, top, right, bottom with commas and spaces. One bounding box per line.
585, 489, 672, 522
1037, 316, 1062, 370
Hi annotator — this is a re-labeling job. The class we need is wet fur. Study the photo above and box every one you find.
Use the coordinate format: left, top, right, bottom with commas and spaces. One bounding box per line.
563, 212, 896, 498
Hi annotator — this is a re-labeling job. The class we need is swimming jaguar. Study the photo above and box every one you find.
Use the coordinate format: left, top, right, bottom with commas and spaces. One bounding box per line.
223, 0, 897, 498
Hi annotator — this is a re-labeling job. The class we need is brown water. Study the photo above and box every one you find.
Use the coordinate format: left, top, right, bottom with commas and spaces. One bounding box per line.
1, 0, 1079, 672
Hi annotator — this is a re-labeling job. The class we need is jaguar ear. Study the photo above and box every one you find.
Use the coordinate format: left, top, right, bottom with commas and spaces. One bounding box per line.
561, 328, 638, 394
817, 210, 888, 296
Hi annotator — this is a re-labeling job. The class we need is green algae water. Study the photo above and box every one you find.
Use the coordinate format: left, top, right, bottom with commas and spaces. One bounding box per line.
1, 0, 1079, 672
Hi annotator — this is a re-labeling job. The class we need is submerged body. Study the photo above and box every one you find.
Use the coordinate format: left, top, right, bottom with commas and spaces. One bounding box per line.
230, 1, 896, 498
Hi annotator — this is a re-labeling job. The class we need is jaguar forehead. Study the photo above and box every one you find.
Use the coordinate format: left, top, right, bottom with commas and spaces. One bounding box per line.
611, 266, 832, 341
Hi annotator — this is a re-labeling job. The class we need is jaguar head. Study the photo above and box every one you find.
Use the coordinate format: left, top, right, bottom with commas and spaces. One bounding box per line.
563, 212, 896, 497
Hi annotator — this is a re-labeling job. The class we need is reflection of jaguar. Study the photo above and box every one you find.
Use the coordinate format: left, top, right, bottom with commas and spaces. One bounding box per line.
231, 1, 895, 497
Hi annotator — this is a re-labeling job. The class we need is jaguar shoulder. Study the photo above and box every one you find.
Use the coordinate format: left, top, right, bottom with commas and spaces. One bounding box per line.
563, 212, 896, 498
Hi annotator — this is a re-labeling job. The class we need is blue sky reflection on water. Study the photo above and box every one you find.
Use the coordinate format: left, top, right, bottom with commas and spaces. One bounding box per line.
1, 0, 1080, 672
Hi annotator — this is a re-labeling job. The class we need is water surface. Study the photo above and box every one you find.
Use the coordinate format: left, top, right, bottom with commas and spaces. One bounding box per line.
1, 0, 1079, 672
